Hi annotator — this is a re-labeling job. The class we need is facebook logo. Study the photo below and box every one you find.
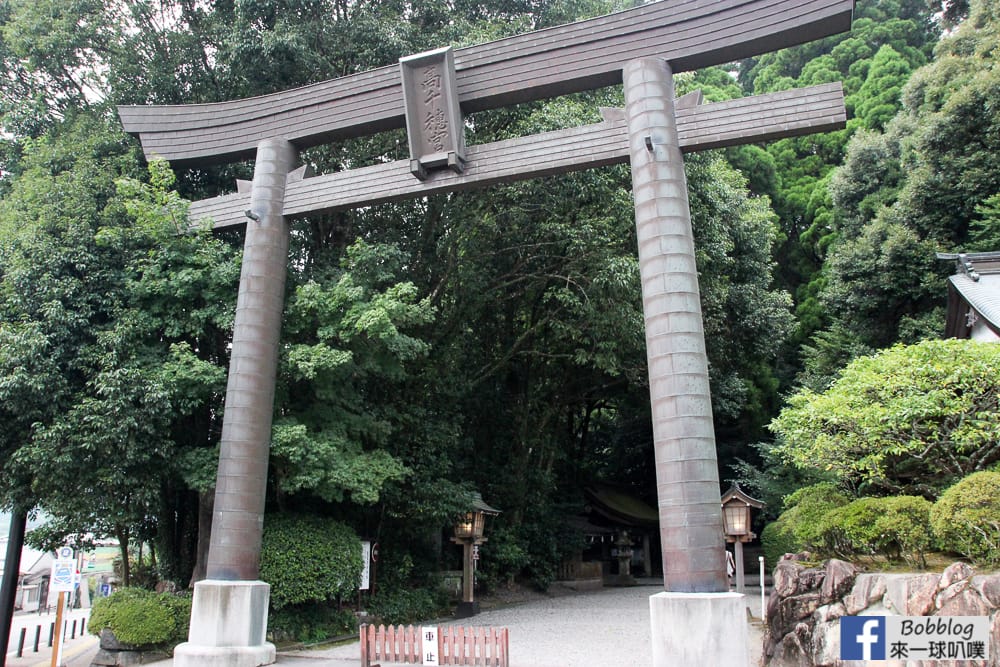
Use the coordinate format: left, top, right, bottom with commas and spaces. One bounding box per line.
841, 616, 886, 660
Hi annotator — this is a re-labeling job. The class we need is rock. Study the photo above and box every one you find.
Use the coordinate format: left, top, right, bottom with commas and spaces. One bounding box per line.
938, 561, 974, 590
884, 573, 938, 616
799, 568, 825, 592
973, 574, 1000, 607
90, 648, 118, 666
813, 601, 846, 624
992, 612, 1000, 665
772, 592, 825, 633
766, 564, 1000, 667
810, 617, 842, 667
768, 623, 813, 667
773, 560, 802, 597
936, 585, 990, 617
93, 628, 167, 666
844, 574, 886, 615
99, 628, 136, 651
820, 559, 856, 603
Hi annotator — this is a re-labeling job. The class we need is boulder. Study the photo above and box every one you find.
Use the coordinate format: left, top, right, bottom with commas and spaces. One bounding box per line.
844, 574, 886, 615
883, 573, 938, 616
938, 561, 974, 590
773, 560, 802, 597
937, 584, 990, 617
973, 575, 1000, 607
820, 559, 856, 603
768, 622, 814, 667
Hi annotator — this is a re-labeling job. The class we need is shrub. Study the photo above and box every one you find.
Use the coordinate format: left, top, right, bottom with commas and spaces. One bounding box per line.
88, 588, 191, 649
817, 496, 934, 566
268, 603, 357, 644
260, 514, 363, 610
367, 586, 447, 625
761, 483, 850, 565
931, 471, 1000, 567
761, 518, 797, 567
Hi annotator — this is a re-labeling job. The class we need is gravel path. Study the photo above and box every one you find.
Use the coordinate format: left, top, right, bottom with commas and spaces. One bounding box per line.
271, 583, 766, 666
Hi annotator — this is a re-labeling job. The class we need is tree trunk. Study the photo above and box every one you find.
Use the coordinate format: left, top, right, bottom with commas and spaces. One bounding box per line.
189, 490, 214, 587
115, 525, 131, 587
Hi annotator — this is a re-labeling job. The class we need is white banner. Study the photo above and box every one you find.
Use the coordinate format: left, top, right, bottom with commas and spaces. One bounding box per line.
360, 541, 371, 590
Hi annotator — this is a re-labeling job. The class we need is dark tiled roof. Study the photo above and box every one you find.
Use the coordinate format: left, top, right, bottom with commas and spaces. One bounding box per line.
938, 251, 1000, 335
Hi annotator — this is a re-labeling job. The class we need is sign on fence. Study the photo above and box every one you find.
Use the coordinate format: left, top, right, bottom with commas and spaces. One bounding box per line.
421, 626, 439, 666
361, 623, 509, 667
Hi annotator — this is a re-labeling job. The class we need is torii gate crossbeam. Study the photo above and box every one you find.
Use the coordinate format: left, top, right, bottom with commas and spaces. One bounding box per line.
186, 83, 845, 228
119, 0, 853, 166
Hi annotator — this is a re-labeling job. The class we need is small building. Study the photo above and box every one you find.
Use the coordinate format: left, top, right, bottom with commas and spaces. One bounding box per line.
557, 485, 659, 589
0, 541, 52, 612
938, 251, 1000, 341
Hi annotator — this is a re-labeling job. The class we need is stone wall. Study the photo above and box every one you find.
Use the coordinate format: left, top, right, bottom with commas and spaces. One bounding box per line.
764, 554, 1000, 666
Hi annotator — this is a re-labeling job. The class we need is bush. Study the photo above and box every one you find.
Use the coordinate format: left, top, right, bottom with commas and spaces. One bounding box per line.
367, 586, 448, 625
931, 471, 1000, 567
761, 483, 849, 565
268, 603, 357, 644
817, 496, 934, 566
260, 514, 363, 610
88, 588, 191, 649
761, 519, 798, 567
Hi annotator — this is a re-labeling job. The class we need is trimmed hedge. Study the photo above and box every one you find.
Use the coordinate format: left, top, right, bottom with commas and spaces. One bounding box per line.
260, 513, 363, 610
931, 471, 1000, 567
88, 588, 191, 649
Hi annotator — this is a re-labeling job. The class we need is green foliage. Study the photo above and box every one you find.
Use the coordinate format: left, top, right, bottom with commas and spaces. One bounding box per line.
761, 483, 849, 566
848, 45, 914, 130
367, 586, 448, 626
772, 340, 1000, 496
761, 521, 799, 569
259, 514, 364, 610
816, 496, 934, 566
88, 588, 191, 649
734, 0, 943, 376
930, 471, 1000, 567
808, 0, 1000, 378
268, 604, 357, 644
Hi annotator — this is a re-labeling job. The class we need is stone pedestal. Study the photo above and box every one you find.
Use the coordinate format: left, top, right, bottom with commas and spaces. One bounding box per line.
649, 592, 749, 667
454, 601, 480, 618
172, 580, 275, 667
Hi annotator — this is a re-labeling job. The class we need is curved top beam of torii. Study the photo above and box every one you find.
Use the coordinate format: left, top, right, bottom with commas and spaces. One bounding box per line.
118, 0, 854, 167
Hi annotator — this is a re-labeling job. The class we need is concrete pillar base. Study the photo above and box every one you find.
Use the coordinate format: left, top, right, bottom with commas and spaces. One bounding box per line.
649, 592, 749, 667
173, 580, 275, 667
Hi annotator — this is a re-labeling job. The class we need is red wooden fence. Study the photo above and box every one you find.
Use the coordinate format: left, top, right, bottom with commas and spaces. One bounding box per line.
360, 624, 510, 667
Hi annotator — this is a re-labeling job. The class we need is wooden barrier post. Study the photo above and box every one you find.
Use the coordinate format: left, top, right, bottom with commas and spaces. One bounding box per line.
50, 591, 65, 667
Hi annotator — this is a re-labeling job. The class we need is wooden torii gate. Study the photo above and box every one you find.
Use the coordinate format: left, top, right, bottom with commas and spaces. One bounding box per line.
118, 1, 853, 665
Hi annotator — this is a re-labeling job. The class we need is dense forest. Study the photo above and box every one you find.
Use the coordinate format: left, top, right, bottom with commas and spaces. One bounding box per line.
0, 0, 996, 620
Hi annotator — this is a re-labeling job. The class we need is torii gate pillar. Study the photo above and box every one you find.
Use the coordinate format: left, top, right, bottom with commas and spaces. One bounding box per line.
173, 138, 298, 667
624, 57, 748, 665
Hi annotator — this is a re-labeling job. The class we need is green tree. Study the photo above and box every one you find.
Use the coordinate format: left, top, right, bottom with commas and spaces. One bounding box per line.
0, 116, 240, 585
771, 339, 1000, 497
805, 0, 1000, 386
734, 0, 940, 361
